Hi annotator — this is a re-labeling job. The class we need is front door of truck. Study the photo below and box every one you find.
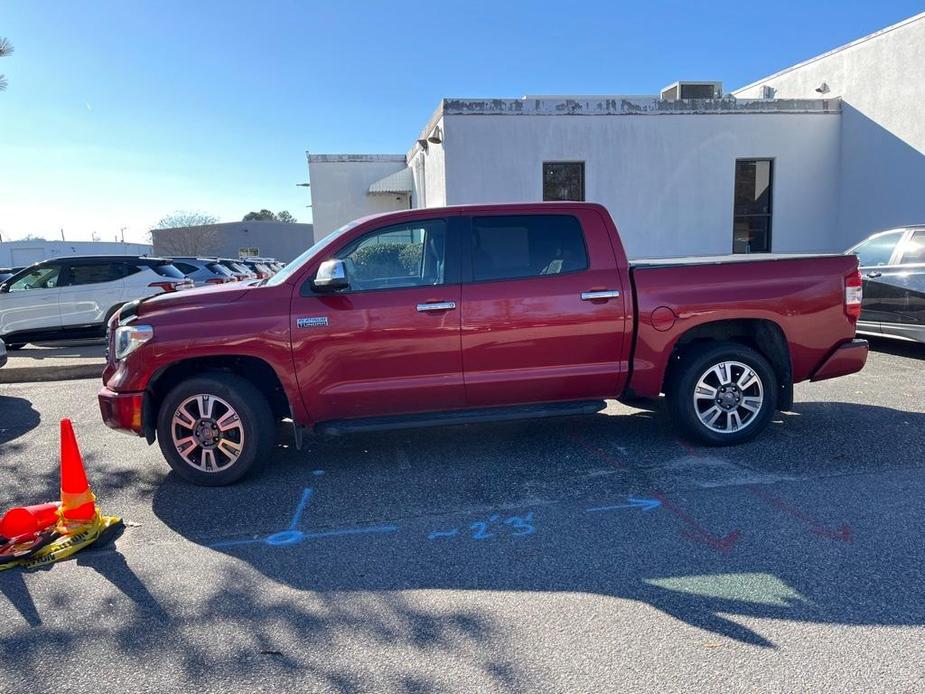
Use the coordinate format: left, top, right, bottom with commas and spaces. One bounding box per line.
459, 210, 628, 407
290, 217, 465, 422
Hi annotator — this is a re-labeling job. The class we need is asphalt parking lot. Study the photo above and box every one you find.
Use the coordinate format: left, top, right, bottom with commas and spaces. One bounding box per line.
0, 337, 923, 693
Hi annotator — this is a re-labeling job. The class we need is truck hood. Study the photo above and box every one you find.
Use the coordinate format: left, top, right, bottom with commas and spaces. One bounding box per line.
137, 281, 255, 316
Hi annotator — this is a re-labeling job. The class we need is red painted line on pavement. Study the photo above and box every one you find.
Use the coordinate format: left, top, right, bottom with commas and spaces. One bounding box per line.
570, 432, 741, 552
568, 432, 629, 469
747, 485, 852, 542
653, 492, 742, 552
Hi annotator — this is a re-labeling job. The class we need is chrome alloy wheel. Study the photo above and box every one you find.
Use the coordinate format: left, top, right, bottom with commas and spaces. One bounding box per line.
170, 394, 245, 472
692, 360, 764, 434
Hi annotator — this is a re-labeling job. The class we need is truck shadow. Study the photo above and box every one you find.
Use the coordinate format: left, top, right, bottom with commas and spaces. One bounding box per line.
150, 400, 925, 653
865, 335, 925, 360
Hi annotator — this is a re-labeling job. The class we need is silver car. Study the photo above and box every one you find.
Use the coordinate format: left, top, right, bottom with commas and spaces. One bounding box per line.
169, 258, 237, 287
0, 338, 7, 369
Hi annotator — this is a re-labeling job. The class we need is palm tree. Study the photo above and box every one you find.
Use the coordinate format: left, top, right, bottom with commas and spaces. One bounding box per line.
0, 37, 13, 92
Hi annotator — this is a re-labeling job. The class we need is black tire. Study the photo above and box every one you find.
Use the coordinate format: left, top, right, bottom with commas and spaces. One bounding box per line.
156, 373, 274, 486
667, 341, 778, 446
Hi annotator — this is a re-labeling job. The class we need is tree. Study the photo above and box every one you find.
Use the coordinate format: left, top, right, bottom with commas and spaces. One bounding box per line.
243, 209, 277, 221
0, 38, 13, 92
154, 211, 218, 230
150, 210, 220, 257
242, 209, 297, 223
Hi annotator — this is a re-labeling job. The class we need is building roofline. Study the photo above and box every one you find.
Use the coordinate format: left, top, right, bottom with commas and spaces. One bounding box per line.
437, 96, 838, 116
404, 93, 839, 159
733, 11, 925, 94
306, 153, 406, 163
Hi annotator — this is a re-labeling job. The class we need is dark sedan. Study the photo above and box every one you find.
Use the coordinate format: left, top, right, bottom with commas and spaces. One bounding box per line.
847, 226, 925, 343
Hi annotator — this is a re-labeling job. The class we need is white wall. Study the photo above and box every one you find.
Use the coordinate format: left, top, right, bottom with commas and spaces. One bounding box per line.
735, 13, 925, 246
308, 156, 410, 238
443, 112, 841, 258
0, 241, 153, 267
407, 116, 448, 209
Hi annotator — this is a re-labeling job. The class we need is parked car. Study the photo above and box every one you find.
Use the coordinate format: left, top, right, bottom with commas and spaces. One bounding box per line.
169, 257, 237, 287
244, 257, 282, 275
845, 226, 925, 343
0, 338, 6, 369
215, 259, 256, 280
238, 259, 274, 279
0, 268, 24, 283
0, 255, 193, 349
99, 202, 868, 486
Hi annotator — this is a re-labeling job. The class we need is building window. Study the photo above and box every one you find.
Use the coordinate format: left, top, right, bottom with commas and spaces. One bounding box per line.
543, 162, 585, 202
732, 159, 773, 253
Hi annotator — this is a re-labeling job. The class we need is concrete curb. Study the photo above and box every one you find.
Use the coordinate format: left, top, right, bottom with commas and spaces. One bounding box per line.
0, 362, 104, 384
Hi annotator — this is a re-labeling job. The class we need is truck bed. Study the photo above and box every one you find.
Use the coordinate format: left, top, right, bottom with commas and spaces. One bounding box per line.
630, 253, 844, 269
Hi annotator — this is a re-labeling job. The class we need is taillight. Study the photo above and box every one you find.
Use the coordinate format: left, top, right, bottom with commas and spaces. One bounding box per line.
206, 277, 227, 285
845, 270, 863, 320
149, 281, 179, 293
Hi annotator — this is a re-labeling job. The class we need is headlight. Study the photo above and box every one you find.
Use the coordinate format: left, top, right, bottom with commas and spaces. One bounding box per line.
114, 324, 154, 360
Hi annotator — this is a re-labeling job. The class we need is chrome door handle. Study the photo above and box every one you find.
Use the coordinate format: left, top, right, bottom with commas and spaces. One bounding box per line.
417, 301, 457, 312
866, 271, 882, 279
580, 290, 621, 301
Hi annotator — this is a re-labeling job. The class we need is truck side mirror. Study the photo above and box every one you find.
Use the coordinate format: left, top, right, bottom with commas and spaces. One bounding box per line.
313, 259, 349, 292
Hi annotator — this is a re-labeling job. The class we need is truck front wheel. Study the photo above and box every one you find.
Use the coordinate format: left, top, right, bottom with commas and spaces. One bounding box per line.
156, 373, 274, 486
668, 342, 777, 446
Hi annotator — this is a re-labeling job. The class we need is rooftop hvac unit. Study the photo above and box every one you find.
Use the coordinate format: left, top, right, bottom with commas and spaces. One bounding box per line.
660, 81, 723, 101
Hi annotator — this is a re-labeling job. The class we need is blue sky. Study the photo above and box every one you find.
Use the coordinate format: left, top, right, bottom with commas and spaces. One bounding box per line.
1, 1, 922, 243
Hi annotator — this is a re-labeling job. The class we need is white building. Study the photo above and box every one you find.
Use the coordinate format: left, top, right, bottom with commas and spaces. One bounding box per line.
308, 12, 925, 259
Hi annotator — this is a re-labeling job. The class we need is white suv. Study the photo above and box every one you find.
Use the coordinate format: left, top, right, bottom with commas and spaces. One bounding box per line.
0, 256, 192, 349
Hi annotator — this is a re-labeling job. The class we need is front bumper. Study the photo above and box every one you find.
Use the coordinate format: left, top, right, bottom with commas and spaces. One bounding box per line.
810, 339, 869, 382
98, 386, 145, 436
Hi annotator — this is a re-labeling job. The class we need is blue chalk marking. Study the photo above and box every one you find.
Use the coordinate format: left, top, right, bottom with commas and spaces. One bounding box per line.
585, 497, 661, 513
288, 488, 314, 531
208, 487, 399, 549
505, 512, 535, 537
312, 469, 326, 476
209, 537, 264, 549
266, 530, 306, 546
305, 525, 398, 539
427, 529, 460, 541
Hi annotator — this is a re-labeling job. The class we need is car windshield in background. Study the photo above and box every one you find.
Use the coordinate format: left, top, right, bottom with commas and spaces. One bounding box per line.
206, 262, 234, 276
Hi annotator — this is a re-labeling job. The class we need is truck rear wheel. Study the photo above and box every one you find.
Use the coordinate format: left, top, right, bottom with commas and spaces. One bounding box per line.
156, 373, 274, 486
667, 341, 777, 446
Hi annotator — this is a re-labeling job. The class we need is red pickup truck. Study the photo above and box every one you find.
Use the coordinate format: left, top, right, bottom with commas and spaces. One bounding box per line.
99, 203, 868, 485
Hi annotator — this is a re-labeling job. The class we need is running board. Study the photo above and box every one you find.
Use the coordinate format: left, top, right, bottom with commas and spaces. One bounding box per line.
316, 400, 607, 436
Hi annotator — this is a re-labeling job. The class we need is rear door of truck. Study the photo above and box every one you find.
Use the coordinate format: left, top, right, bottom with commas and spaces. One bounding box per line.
458, 207, 629, 406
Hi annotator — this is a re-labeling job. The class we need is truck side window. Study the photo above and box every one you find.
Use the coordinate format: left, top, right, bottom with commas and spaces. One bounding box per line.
336, 219, 448, 291
470, 215, 588, 282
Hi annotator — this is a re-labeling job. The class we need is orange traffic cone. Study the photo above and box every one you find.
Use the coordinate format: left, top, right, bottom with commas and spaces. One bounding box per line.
59, 419, 97, 524
0, 502, 60, 538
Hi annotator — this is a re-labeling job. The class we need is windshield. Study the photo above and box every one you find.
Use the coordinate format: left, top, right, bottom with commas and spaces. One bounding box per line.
265, 220, 360, 287
207, 262, 234, 276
